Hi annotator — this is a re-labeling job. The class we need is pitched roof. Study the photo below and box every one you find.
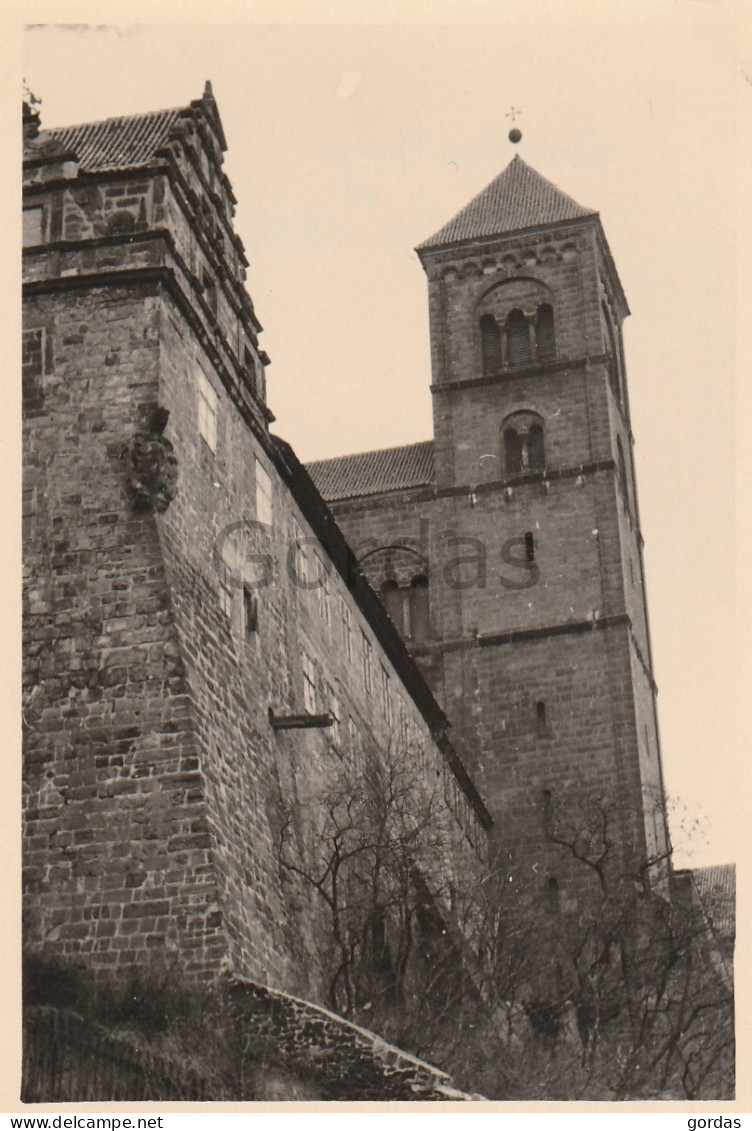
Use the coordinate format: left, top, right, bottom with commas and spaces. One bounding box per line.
692, 864, 736, 938
418, 155, 596, 251
306, 441, 435, 501
45, 107, 184, 173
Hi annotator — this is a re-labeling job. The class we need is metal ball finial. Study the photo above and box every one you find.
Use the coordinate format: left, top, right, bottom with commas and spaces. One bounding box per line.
505, 107, 523, 145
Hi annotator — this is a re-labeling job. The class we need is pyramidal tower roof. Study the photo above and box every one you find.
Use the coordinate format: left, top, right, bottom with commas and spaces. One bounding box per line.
418, 155, 596, 251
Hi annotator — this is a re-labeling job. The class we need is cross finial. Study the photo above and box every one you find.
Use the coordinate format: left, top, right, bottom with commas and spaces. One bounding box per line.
506, 106, 522, 123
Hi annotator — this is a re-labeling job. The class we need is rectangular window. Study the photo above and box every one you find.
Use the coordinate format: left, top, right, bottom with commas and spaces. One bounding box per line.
219, 576, 233, 618
244, 346, 257, 393
348, 716, 360, 760
22, 484, 38, 544
292, 520, 307, 585
302, 652, 316, 714
243, 585, 258, 637
340, 598, 353, 662
203, 269, 217, 316
380, 664, 391, 723
255, 458, 273, 526
398, 699, 408, 750
23, 207, 44, 247
536, 700, 547, 736
361, 631, 372, 695
22, 327, 46, 412
197, 370, 218, 453
328, 684, 341, 748
315, 553, 330, 624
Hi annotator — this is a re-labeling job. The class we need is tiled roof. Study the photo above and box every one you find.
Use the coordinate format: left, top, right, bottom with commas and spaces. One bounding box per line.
692, 864, 736, 938
46, 108, 184, 173
418, 155, 595, 250
306, 441, 435, 501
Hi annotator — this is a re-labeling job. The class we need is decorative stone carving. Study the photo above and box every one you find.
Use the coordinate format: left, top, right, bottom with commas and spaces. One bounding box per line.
126, 425, 178, 512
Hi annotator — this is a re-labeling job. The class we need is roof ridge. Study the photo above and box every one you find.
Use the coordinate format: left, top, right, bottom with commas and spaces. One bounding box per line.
307, 438, 433, 467
46, 105, 184, 136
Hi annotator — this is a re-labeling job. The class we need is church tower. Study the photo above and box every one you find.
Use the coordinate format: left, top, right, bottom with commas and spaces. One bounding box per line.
310, 152, 669, 911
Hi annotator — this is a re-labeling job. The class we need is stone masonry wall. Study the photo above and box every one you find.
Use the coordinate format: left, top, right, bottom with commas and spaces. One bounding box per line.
23, 98, 488, 1000
22, 284, 227, 978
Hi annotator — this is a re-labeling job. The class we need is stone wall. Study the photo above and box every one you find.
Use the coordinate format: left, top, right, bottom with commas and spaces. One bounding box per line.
22, 93, 490, 1005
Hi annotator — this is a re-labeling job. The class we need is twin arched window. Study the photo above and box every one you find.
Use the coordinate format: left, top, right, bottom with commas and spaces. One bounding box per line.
480, 304, 556, 376
503, 411, 546, 473
380, 575, 430, 643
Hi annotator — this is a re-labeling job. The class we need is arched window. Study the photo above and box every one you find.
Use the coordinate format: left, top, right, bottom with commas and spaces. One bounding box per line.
479, 314, 502, 375
528, 422, 545, 470
505, 309, 531, 365
535, 303, 556, 361
503, 427, 524, 473
502, 412, 546, 474
409, 575, 430, 643
380, 579, 405, 633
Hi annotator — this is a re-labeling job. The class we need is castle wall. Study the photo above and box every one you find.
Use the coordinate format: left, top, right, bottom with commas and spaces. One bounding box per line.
22, 283, 227, 979
22, 101, 489, 1000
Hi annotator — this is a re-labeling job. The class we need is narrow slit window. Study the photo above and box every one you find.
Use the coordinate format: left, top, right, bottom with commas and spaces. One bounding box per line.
361, 631, 373, 694
328, 685, 341, 747
340, 597, 353, 662
536, 700, 547, 736
243, 585, 258, 636
525, 532, 535, 562
219, 576, 233, 619
255, 458, 273, 526
302, 652, 317, 713
546, 877, 561, 914
197, 370, 218, 453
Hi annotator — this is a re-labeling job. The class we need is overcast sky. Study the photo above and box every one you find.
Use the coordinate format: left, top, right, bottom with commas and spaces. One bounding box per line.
23, 7, 749, 868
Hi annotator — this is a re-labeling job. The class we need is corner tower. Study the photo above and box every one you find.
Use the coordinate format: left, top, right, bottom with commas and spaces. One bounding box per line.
311, 153, 669, 910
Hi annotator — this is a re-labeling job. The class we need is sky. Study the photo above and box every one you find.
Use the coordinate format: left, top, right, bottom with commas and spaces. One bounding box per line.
21, 5, 750, 868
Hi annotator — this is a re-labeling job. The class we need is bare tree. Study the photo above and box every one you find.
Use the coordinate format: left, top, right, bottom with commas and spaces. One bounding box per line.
278, 749, 733, 1100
